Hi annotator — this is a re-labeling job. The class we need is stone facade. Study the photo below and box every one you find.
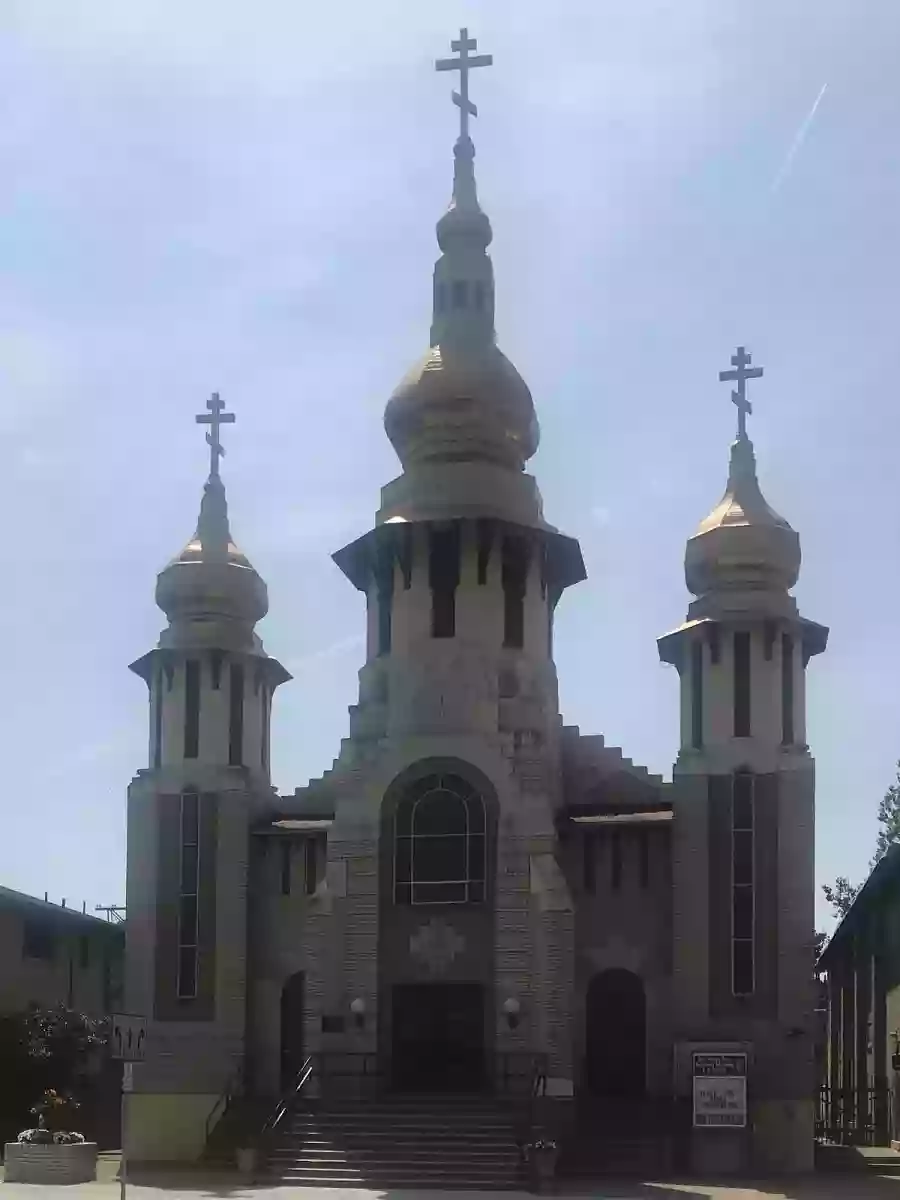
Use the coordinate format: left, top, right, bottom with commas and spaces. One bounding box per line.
122, 44, 827, 1178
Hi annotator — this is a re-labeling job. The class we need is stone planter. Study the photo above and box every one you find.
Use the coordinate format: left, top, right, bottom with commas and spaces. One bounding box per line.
3, 1141, 98, 1184
235, 1146, 257, 1176
527, 1146, 558, 1193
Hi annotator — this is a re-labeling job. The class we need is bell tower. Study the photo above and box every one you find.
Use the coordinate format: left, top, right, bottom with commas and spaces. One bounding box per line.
124, 395, 289, 1162
658, 348, 828, 1172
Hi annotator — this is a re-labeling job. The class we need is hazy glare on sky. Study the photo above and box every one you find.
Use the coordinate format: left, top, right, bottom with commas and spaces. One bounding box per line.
0, 1, 896, 932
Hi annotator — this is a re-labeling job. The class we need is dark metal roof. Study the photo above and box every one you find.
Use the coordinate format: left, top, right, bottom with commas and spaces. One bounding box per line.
817, 842, 900, 969
0, 885, 125, 937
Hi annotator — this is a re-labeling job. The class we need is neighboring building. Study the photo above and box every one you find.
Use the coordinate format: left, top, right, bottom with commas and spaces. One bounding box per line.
817, 845, 900, 1146
124, 31, 828, 1175
0, 886, 124, 1016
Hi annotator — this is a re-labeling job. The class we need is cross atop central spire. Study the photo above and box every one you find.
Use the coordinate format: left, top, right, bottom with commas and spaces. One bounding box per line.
435, 27, 492, 142
719, 346, 764, 441
196, 392, 235, 480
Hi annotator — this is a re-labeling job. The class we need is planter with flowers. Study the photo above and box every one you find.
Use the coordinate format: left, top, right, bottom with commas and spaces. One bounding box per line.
525, 1138, 558, 1192
3, 1090, 97, 1183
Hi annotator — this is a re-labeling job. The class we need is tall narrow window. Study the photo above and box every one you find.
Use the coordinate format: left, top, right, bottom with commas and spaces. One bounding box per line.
177, 791, 200, 999
229, 663, 244, 766
731, 771, 755, 997
429, 527, 460, 639
733, 631, 751, 737
583, 835, 596, 895
184, 659, 200, 759
781, 633, 795, 745
502, 537, 528, 649
377, 572, 393, 655
304, 837, 319, 896
280, 840, 292, 896
451, 280, 468, 309
691, 640, 704, 749
261, 685, 270, 772
611, 831, 623, 891
394, 774, 486, 905
153, 668, 163, 769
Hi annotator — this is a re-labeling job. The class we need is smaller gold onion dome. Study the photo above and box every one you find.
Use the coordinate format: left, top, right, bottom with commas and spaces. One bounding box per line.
685, 435, 800, 598
156, 474, 268, 626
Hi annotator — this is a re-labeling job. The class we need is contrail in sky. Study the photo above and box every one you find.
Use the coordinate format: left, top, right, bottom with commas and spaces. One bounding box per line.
769, 82, 828, 196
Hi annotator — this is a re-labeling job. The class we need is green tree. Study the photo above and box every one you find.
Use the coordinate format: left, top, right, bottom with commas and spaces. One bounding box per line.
872, 761, 900, 868
822, 876, 860, 920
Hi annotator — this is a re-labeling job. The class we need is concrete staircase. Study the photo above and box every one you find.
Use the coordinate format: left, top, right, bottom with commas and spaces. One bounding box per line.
265, 1094, 525, 1189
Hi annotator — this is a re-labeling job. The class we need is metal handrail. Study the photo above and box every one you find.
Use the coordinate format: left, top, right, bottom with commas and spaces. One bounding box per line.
260, 1055, 316, 1144
205, 1064, 244, 1145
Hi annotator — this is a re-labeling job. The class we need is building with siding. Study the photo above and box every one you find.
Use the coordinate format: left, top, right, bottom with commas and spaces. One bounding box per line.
0, 886, 124, 1017
817, 845, 900, 1146
123, 31, 828, 1176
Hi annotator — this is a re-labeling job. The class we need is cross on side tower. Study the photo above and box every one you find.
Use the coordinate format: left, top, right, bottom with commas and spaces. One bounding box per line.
435, 27, 492, 140
195, 392, 235, 479
719, 346, 764, 440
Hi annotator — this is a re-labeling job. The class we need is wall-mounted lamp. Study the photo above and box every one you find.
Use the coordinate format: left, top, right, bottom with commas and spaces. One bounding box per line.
502, 997, 521, 1031
350, 997, 366, 1030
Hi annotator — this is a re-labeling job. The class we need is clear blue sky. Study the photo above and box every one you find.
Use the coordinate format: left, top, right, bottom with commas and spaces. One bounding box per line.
0, 1, 895, 933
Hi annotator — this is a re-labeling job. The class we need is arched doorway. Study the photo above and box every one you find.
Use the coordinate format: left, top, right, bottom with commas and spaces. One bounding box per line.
585, 969, 646, 1098
280, 971, 305, 1090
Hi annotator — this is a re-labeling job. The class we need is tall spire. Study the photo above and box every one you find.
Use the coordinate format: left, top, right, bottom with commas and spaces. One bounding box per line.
383, 29, 539, 474
430, 28, 495, 349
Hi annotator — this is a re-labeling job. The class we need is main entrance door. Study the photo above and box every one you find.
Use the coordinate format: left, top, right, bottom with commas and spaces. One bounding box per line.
392, 983, 485, 1092
585, 968, 646, 1098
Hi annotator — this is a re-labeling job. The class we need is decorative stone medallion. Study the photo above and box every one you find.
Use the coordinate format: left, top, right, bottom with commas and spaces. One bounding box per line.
410, 918, 465, 977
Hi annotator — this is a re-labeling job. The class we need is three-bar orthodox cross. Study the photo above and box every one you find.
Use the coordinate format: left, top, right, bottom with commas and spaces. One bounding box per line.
435, 27, 492, 140
196, 392, 235, 479
719, 346, 763, 439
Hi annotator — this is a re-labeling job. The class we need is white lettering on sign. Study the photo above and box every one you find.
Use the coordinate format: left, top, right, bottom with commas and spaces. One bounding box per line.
692, 1051, 747, 1127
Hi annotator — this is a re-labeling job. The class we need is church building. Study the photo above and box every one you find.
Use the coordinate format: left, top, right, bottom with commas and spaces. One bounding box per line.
124, 30, 828, 1178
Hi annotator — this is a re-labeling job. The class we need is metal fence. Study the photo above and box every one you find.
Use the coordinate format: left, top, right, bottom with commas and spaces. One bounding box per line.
816, 1085, 893, 1146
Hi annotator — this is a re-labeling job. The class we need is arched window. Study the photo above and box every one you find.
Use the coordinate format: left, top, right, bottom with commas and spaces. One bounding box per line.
394, 774, 486, 905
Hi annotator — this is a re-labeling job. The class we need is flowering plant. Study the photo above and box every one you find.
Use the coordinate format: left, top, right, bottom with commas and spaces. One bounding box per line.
527, 1139, 558, 1153
17, 1090, 85, 1143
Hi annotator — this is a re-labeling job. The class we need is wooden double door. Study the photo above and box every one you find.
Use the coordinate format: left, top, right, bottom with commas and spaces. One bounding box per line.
391, 982, 486, 1093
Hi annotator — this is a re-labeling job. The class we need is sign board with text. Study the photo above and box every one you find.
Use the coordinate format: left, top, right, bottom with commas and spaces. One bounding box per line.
110, 1014, 147, 1062
692, 1052, 747, 1128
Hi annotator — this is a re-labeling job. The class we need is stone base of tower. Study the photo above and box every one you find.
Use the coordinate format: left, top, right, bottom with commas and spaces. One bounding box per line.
123, 1093, 218, 1164
751, 1099, 815, 1173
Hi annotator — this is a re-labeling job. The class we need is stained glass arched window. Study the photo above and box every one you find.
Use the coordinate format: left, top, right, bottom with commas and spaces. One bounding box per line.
394, 774, 486, 905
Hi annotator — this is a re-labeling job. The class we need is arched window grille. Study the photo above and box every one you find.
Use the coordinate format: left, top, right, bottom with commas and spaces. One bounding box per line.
394, 774, 486, 905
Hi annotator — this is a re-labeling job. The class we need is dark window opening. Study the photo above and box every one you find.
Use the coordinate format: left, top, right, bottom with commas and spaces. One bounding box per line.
79, 936, 90, 969
377, 576, 393, 656
261, 685, 270, 772
584, 835, 596, 895
477, 520, 492, 585
153, 667, 163, 769
304, 837, 320, 896
781, 633, 795, 745
691, 639, 704, 749
639, 831, 650, 889
210, 651, 223, 691
611, 832, 623, 891
451, 281, 467, 309
733, 631, 751, 737
22, 921, 56, 961
177, 791, 200, 1000
502, 536, 528, 649
394, 774, 486, 905
184, 659, 200, 759
280, 841, 291, 896
229, 663, 244, 766
429, 526, 460, 639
